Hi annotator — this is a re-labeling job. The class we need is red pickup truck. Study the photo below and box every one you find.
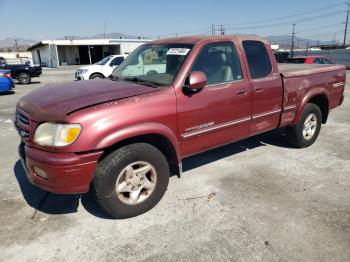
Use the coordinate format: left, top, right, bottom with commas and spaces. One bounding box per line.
15, 35, 345, 218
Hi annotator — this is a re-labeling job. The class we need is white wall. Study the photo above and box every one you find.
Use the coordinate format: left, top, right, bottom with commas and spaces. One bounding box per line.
120, 42, 144, 54
31, 45, 59, 67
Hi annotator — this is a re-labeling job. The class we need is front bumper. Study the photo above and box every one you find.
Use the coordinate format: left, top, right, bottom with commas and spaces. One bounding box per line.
18, 143, 103, 194
75, 71, 88, 80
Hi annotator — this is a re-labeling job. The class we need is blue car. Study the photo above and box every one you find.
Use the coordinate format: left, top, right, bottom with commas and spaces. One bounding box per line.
0, 69, 15, 93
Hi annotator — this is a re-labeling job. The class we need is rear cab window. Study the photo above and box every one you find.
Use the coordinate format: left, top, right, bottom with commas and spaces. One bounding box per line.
242, 40, 272, 79
191, 42, 243, 86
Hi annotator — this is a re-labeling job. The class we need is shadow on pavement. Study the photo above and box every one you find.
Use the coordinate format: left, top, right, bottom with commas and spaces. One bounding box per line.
13, 160, 111, 219
183, 128, 293, 171
0, 90, 15, 96
13, 128, 293, 219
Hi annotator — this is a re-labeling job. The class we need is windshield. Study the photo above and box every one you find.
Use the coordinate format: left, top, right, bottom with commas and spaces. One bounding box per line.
112, 44, 193, 86
95, 56, 113, 65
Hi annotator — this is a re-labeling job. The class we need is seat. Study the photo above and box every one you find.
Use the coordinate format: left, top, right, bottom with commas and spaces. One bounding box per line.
206, 51, 233, 85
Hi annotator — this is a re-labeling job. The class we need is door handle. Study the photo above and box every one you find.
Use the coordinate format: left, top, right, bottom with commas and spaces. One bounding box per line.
255, 87, 264, 93
237, 90, 247, 96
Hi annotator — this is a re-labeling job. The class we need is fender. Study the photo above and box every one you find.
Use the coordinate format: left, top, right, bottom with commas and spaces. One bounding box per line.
94, 122, 181, 163
292, 87, 329, 125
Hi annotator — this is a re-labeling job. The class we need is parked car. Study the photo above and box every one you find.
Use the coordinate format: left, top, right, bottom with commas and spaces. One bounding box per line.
286, 56, 334, 64
0, 69, 15, 93
15, 35, 345, 218
75, 55, 127, 80
0, 57, 42, 84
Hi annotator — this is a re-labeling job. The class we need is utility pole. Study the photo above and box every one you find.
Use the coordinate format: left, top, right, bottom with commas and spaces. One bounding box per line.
219, 25, 225, 35
343, 1, 350, 47
103, 22, 107, 39
291, 23, 296, 57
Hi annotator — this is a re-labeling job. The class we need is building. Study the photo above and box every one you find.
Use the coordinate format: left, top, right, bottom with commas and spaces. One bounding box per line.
27, 38, 150, 67
0, 51, 32, 64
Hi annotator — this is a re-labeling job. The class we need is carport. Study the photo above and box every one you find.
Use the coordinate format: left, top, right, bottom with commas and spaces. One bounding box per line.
28, 38, 150, 68
57, 45, 120, 65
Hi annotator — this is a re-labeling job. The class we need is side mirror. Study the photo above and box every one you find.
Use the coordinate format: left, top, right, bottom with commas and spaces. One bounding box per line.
184, 71, 207, 92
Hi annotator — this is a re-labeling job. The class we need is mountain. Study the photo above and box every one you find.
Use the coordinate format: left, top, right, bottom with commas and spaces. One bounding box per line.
0, 37, 37, 48
0, 33, 335, 49
266, 35, 334, 49
58, 32, 147, 40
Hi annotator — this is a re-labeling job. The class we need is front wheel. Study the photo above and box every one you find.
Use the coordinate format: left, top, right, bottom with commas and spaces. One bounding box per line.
286, 103, 322, 148
89, 73, 104, 79
18, 73, 31, 84
93, 143, 169, 218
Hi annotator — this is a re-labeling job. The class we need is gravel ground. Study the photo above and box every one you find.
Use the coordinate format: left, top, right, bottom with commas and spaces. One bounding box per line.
0, 66, 349, 262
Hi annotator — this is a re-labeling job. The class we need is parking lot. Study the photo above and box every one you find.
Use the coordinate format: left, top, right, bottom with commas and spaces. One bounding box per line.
0, 67, 349, 262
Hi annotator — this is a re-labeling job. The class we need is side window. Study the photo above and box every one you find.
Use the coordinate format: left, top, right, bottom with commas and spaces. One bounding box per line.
191, 43, 242, 86
313, 58, 321, 64
110, 56, 124, 66
322, 58, 331, 64
242, 41, 272, 79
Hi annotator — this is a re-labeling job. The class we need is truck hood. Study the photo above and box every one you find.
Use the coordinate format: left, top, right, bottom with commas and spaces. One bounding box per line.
18, 79, 161, 121
78, 65, 103, 71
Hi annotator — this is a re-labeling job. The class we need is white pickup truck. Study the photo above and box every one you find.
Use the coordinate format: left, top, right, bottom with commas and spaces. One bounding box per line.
75, 55, 127, 80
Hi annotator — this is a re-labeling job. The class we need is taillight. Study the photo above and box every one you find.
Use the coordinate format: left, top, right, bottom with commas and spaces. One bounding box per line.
0, 73, 10, 78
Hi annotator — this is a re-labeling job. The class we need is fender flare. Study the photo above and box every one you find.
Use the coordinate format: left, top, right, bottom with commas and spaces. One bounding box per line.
292, 87, 330, 125
94, 122, 181, 163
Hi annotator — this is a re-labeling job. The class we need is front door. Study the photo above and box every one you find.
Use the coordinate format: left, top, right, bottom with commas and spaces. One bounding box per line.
242, 40, 283, 135
176, 42, 252, 157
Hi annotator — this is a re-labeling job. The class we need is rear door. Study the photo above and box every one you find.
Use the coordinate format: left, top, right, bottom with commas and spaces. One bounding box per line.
176, 41, 252, 157
242, 40, 283, 135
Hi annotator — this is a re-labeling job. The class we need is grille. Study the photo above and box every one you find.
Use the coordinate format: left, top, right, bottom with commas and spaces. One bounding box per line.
15, 110, 30, 138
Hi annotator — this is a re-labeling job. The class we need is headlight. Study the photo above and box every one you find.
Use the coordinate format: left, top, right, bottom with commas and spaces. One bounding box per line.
34, 123, 82, 147
78, 69, 88, 74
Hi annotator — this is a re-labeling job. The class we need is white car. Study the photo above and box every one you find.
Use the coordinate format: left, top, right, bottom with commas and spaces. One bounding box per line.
75, 55, 127, 80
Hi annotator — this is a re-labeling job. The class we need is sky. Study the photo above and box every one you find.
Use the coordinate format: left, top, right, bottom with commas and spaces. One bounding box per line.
0, 0, 347, 42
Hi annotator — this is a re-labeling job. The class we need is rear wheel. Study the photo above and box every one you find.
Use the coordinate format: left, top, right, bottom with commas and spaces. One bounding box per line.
93, 143, 169, 218
89, 73, 104, 79
286, 103, 322, 148
18, 73, 31, 84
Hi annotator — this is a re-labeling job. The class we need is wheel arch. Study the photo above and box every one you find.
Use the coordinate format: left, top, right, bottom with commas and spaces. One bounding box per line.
293, 88, 330, 125
89, 72, 105, 79
96, 124, 181, 177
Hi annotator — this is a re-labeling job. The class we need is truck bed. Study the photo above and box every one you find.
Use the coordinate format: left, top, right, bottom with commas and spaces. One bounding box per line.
278, 63, 345, 78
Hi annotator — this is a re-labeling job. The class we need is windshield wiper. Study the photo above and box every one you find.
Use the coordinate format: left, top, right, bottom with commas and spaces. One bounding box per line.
124, 77, 162, 88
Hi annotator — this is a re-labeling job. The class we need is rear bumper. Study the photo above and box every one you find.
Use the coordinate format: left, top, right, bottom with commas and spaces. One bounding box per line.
18, 143, 103, 194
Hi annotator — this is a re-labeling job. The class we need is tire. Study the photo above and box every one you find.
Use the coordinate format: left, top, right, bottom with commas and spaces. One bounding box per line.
18, 73, 31, 84
147, 70, 158, 75
93, 143, 170, 218
286, 103, 322, 148
89, 73, 104, 79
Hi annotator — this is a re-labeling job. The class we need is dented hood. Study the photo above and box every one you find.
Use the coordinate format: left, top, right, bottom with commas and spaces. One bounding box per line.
18, 79, 160, 121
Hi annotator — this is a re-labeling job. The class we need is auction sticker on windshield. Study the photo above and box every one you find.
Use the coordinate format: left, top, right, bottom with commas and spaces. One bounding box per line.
166, 48, 190, 56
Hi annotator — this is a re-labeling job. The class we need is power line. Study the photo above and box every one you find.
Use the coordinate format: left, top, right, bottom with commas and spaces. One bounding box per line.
225, 10, 345, 30
222, 2, 346, 27
296, 22, 343, 34
156, 26, 211, 38
300, 30, 345, 39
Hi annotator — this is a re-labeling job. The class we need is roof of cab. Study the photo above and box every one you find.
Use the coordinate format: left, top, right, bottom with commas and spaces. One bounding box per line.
149, 35, 270, 45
